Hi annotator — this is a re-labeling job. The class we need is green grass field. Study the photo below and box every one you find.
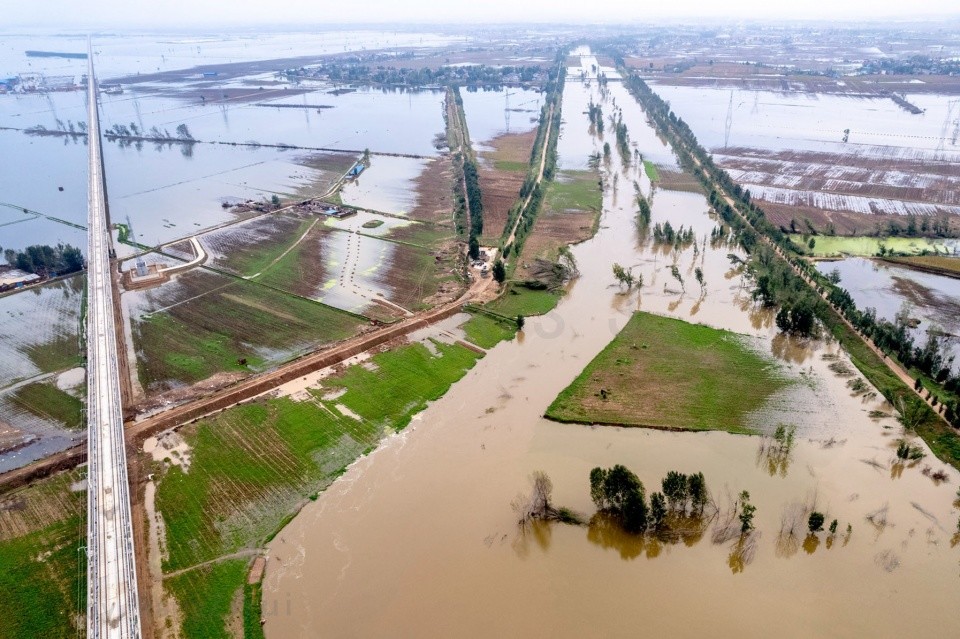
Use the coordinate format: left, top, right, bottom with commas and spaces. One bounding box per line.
792, 234, 958, 257
320, 340, 480, 431
461, 313, 517, 349
643, 160, 660, 182
154, 339, 482, 634
487, 285, 561, 318
165, 559, 249, 639
0, 470, 86, 639
243, 582, 266, 639
546, 312, 789, 433
11, 382, 83, 430
381, 220, 454, 249
547, 170, 603, 212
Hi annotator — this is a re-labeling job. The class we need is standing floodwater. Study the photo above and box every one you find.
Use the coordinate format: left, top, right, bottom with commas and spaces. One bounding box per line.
262, 51, 960, 637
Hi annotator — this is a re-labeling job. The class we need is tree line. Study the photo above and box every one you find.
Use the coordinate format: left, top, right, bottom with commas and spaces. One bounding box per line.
499, 51, 567, 267
3, 243, 84, 277
290, 62, 545, 89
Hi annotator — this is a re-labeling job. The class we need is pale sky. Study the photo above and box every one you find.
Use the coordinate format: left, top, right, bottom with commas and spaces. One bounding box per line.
2, 0, 958, 29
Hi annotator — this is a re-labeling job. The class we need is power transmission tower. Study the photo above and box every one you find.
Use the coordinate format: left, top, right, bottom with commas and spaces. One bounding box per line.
936, 99, 958, 153
724, 90, 734, 149
505, 89, 510, 132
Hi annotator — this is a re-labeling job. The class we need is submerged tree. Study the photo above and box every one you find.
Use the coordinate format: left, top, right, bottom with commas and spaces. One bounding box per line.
688, 472, 708, 514
636, 192, 652, 228
511, 470, 561, 527
612, 262, 636, 289
669, 264, 685, 292
808, 511, 825, 533
738, 490, 756, 535
589, 464, 648, 533
650, 492, 667, 529
662, 471, 689, 512
695, 267, 706, 296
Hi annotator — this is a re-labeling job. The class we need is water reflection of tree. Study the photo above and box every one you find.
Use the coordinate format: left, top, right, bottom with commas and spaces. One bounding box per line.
756, 424, 796, 478
802, 533, 821, 555
586, 512, 647, 560
728, 531, 761, 574
512, 520, 554, 559
775, 491, 819, 559
584, 508, 712, 561
770, 331, 815, 365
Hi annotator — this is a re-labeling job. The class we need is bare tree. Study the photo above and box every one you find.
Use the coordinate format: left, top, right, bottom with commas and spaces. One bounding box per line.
512, 471, 555, 527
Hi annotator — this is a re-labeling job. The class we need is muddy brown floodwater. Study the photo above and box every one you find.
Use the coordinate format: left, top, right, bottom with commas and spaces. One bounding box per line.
263, 54, 960, 638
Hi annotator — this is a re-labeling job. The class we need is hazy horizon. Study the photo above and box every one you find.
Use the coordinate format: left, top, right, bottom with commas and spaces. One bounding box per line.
3, 0, 959, 30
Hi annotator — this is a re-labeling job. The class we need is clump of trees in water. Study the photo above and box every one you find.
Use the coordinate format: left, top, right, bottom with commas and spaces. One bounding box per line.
652, 220, 695, 249
588, 100, 604, 134
611, 263, 640, 290
589, 465, 711, 535
590, 465, 650, 532
895, 439, 925, 461
612, 112, 630, 165
635, 188, 652, 229
515, 464, 765, 570
104, 122, 196, 143
777, 493, 853, 557
3, 243, 84, 276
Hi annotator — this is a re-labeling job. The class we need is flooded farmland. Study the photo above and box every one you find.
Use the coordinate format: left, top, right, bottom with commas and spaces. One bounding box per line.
0, 276, 85, 471
0, 58, 450, 254
653, 84, 960, 233
262, 52, 960, 637
817, 257, 960, 370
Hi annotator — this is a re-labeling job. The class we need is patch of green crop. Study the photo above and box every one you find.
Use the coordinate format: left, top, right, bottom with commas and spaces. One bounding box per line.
134, 275, 362, 390
643, 160, 660, 182
546, 170, 602, 212
11, 382, 83, 430
219, 217, 315, 278
0, 470, 86, 639
461, 313, 516, 349
165, 559, 248, 639
155, 339, 482, 636
0, 517, 85, 639
487, 284, 561, 318
322, 340, 480, 432
243, 581, 266, 639
546, 312, 789, 433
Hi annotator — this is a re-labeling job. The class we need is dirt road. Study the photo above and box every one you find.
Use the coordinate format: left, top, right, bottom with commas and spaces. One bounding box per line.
505, 103, 555, 251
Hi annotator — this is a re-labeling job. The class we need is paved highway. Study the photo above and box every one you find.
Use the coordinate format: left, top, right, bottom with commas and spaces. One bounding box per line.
85, 40, 142, 639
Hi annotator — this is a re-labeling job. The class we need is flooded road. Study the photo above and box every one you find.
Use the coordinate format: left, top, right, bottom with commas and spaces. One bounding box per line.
264, 53, 960, 637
